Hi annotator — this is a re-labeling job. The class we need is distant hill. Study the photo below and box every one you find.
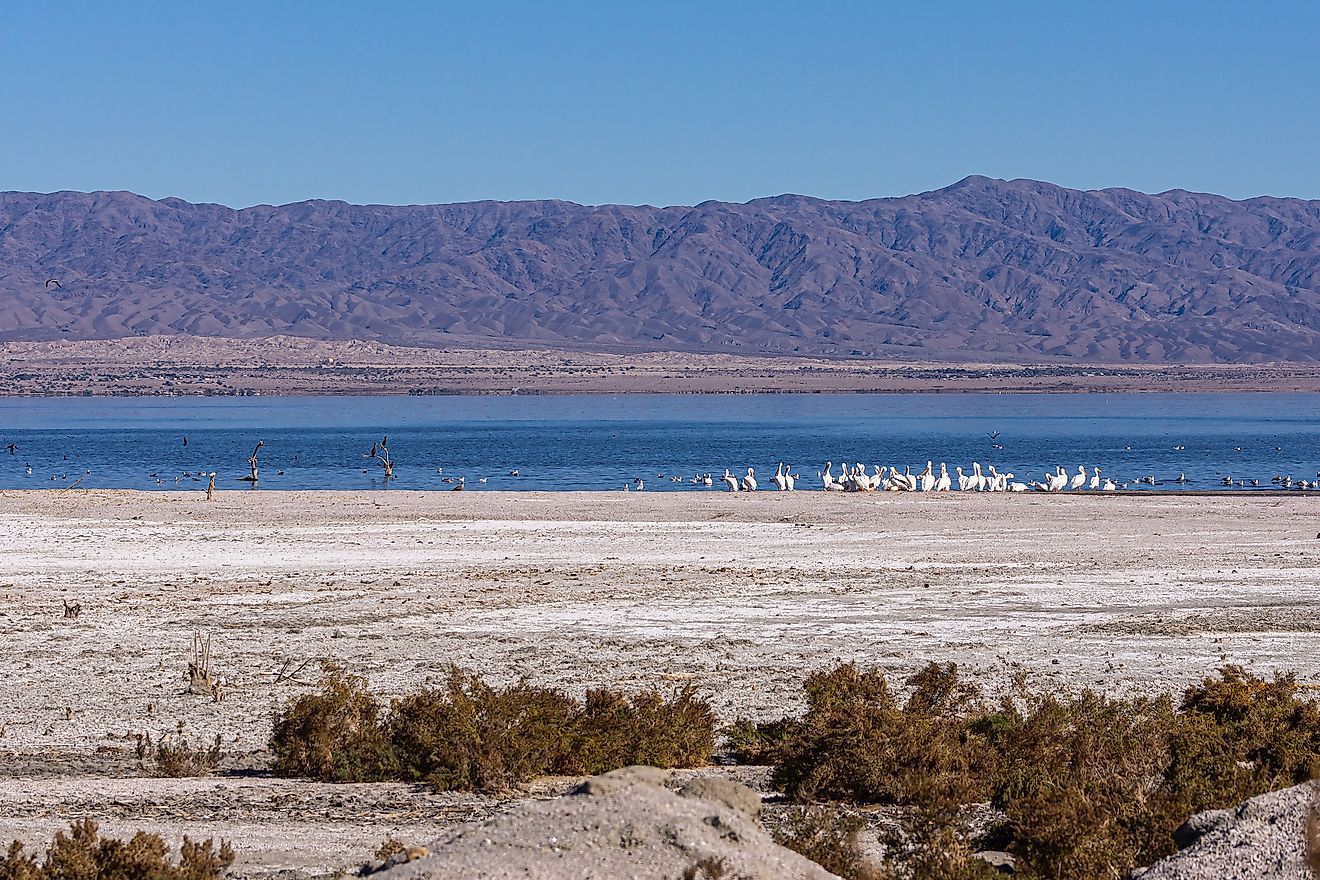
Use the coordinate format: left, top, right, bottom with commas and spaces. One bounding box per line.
3, 176, 1319, 362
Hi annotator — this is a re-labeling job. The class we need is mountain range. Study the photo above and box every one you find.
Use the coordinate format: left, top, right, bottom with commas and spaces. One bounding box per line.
3, 176, 1319, 363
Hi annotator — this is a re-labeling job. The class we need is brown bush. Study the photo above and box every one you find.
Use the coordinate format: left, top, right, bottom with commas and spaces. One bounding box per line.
0, 820, 234, 880
754, 662, 1320, 880
772, 662, 995, 807
269, 665, 397, 783
152, 733, 223, 778
271, 665, 715, 792
388, 669, 579, 791
773, 806, 884, 880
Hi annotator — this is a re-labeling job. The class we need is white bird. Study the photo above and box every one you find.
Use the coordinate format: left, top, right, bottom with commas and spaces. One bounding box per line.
956, 466, 968, 491
969, 462, 986, 492
822, 462, 837, 491
1046, 467, 1069, 492
722, 469, 739, 492
773, 463, 788, 491
918, 461, 935, 492
784, 466, 796, 492
1088, 467, 1101, 490
741, 468, 758, 492
1102, 479, 1117, 491
1069, 466, 1088, 491
703, 473, 714, 486
935, 463, 952, 492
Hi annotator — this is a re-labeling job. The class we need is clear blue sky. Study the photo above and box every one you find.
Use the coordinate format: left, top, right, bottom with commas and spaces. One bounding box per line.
4, 1, 1318, 207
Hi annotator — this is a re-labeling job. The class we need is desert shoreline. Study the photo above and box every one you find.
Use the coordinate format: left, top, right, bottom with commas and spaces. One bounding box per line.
6, 336, 1320, 395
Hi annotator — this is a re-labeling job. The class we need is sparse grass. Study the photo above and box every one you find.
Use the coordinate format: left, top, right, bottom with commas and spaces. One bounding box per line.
271, 665, 715, 792
742, 661, 1320, 880
0, 820, 234, 880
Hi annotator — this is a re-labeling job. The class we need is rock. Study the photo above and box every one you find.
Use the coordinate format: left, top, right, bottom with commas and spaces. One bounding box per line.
571, 765, 669, 797
678, 776, 763, 820
376, 766, 840, 880
973, 850, 1015, 873
1137, 782, 1319, 880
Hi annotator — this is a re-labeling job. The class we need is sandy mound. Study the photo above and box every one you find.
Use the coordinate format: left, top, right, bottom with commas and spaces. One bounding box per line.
1138, 782, 1320, 879
369, 766, 839, 880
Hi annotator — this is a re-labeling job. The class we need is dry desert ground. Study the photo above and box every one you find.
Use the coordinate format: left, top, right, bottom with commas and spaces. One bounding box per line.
0, 489, 1318, 877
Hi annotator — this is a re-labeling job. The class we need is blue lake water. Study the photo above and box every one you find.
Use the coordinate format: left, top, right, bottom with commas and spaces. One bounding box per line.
0, 393, 1317, 492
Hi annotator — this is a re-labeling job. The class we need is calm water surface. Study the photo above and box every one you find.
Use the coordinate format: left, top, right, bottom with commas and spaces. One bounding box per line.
0, 393, 1316, 492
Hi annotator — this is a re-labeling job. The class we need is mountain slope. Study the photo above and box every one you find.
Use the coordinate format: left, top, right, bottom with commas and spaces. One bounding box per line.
3, 176, 1319, 362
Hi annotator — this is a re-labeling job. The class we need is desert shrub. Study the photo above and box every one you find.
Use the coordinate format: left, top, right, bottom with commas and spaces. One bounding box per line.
269, 665, 397, 782
0, 820, 234, 880
993, 691, 1180, 877
773, 806, 884, 880
1165, 666, 1320, 812
723, 716, 800, 765
152, 733, 223, 778
570, 684, 716, 775
272, 665, 716, 792
388, 669, 579, 792
753, 662, 1320, 880
772, 662, 995, 807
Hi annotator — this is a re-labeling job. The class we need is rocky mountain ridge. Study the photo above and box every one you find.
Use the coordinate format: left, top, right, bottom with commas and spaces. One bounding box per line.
3, 176, 1319, 362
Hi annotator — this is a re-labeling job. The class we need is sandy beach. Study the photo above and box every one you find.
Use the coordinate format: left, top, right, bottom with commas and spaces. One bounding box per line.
1, 489, 1318, 876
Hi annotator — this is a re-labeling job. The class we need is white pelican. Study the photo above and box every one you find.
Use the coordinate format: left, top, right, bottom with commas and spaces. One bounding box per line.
969, 462, 986, 492
703, 473, 714, 486
1088, 467, 1101, 490
1102, 479, 1117, 491
722, 469, 739, 492
741, 468, 758, 492
918, 461, 935, 492
1069, 466, 1088, 490
956, 466, 968, 491
821, 462, 836, 490
935, 463, 951, 492
773, 463, 788, 491
785, 466, 796, 491
1046, 467, 1069, 492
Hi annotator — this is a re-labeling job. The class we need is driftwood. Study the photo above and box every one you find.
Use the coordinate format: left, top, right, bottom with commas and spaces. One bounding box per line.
240, 441, 264, 484
187, 632, 223, 702
272, 657, 316, 685
62, 599, 82, 619
369, 435, 394, 479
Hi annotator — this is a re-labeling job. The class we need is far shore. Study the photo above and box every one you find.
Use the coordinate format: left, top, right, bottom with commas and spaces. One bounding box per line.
4, 335, 1320, 395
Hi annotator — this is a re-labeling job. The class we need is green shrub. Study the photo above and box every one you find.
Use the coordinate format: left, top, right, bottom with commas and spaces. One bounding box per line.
0, 820, 234, 880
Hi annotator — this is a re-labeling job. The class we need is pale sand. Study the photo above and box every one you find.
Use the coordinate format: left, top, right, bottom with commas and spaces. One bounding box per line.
0, 490, 1318, 876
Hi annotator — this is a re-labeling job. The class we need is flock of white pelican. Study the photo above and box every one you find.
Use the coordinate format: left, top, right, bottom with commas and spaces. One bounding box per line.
631, 461, 1320, 492
630, 462, 1121, 492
